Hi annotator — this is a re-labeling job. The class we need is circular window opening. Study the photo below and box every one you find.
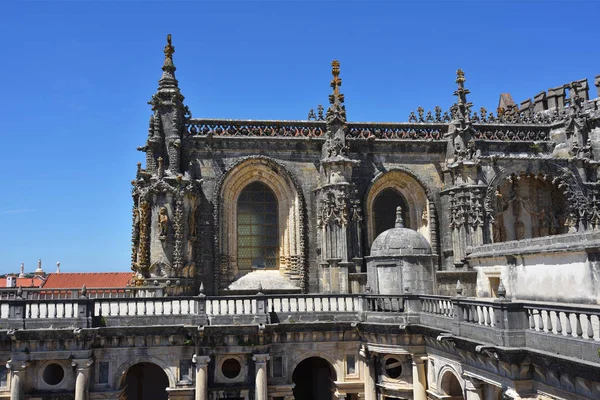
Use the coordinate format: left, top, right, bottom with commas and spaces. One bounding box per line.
221, 358, 242, 379
43, 363, 65, 386
384, 357, 402, 379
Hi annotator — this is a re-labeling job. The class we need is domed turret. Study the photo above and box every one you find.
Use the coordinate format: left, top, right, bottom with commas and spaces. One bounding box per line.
366, 207, 435, 295
370, 207, 432, 257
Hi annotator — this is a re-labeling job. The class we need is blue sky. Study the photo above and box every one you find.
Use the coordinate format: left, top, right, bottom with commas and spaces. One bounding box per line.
1, 1, 599, 274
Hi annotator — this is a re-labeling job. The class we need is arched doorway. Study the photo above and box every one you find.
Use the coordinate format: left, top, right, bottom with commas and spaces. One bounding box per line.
123, 362, 169, 400
292, 357, 336, 400
440, 370, 464, 400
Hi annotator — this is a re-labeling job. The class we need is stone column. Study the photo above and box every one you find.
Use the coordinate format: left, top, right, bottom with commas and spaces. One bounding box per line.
464, 376, 484, 400
6, 360, 27, 400
412, 355, 427, 400
253, 354, 270, 400
72, 358, 94, 400
362, 355, 376, 400
193, 354, 210, 400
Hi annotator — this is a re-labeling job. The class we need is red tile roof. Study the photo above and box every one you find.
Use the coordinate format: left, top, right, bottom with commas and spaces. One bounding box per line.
0, 276, 44, 288
42, 273, 134, 289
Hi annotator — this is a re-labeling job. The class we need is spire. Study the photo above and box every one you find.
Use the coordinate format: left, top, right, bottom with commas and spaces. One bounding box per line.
326, 60, 347, 124
394, 206, 404, 228
19, 263, 25, 278
158, 34, 179, 91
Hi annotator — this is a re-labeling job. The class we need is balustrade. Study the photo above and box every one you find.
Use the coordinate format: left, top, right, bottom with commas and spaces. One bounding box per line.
524, 304, 600, 340
420, 296, 454, 317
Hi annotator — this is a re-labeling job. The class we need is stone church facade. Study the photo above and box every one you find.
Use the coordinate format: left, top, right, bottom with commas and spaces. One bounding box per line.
2, 35, 600, 400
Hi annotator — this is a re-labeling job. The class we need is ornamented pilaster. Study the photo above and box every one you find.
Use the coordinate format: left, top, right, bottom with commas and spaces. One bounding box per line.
316, 60, 362, 293
443, 70, 485, 266
463, 376, 484, 400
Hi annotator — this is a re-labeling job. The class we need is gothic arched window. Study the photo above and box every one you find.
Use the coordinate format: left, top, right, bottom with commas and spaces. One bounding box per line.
237, 182, 279, 270
373, 188, 410, 238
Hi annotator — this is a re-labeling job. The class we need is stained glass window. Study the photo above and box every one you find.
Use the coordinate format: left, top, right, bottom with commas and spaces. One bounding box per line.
237, 182, 279, 270
373, 188, 410, 237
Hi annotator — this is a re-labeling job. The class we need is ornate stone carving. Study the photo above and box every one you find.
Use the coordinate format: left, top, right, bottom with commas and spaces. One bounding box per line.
137, 200, 151, 272
173, 196, 184, 271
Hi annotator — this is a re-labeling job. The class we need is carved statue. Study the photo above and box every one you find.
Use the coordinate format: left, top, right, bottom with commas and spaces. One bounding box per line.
538, 208, 550, 237
159, 207, 169, 237
492, 214, 506, 243
515, 219, 525, 240
188, 203, 198, 238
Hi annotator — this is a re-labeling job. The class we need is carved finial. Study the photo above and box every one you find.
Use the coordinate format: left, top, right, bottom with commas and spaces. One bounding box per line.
308, 108, 316, 121
56, 262, 60, 274
157, 34, 179, 91
80, 284, 87, 298
163, 34, 175, 68
395, 206, 404, 228
257, 282, 263, 295
317, 104, 324, 120
456, 69, 465, 84
330, 60, 343, 103
19, 263, 25, 278
326, 60, 346, 124
35, 258, 44, 276
456, 280, 463, 297
497, 279, 506, 299
452, 68, 472, 127
199, 281, 204, 295
157, 157, 164, 178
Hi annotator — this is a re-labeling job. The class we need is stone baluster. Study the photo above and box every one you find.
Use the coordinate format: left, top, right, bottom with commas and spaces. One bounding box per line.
464, 376, 484, 400
72, 358, 94, 400
412, 355, 427, 400
6, 360, 27, 400
193, 354, 210, 400
253, 354, 270, 400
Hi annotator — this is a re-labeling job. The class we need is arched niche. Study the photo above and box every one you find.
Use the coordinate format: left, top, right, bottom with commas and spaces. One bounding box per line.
491, 173, 568, 242
216, 157, 305, 291
483, 162, 588, 243
366, 169, 432, 248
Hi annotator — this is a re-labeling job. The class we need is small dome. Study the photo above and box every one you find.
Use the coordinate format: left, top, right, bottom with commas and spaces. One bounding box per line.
370, 207, 431, 257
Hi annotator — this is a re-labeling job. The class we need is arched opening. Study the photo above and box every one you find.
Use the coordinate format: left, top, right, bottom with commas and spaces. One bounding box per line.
217, 158, 306, 291
365, 170, 432, 250
237, 181, 279, 272
440, 370, 464, 400
292, 357, 336, 400
123, 362, 169, 400
492, 173, 567, 243
373, 188, 410, 238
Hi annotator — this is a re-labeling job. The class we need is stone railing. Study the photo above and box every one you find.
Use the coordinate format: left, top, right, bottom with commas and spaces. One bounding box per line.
0, 286, 164, 300
2, 293, 600, 363
186, 118, 556, 142
345, 122, 447, 140
471, 123, 551, 141
186, 119, 326, 138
